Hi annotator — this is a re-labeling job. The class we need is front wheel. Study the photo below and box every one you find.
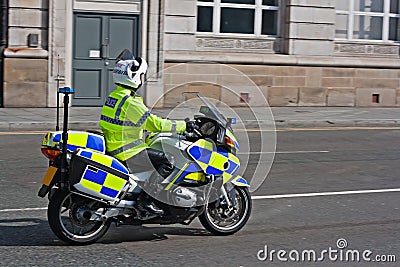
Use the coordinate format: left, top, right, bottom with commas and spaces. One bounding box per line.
199, 186, 251, 235
47, 190, 111, 245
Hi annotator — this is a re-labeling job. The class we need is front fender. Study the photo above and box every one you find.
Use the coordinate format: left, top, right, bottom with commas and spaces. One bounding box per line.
230, 175, 250, 187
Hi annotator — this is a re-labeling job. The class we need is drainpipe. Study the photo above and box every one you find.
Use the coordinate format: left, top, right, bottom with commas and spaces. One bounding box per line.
0, 0, 8, 107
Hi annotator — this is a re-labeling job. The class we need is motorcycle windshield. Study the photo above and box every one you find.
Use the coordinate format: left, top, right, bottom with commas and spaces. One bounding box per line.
184, 92, 228, 126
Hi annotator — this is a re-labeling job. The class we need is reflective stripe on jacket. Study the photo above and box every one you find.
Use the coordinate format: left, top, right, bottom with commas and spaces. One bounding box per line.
99, 86, 186, 161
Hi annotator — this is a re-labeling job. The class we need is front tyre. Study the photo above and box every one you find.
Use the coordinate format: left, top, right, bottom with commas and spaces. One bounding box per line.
199, 186, 251, 235
47, 190, 111, 245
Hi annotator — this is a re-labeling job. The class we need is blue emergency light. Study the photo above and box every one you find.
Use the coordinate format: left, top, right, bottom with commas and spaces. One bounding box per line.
228, 118, 236, 125
58, 87, 75, 94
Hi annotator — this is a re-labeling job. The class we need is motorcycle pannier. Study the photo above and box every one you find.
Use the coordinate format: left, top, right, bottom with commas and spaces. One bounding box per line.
42, 131, 106, 154
70, 149, 130, 201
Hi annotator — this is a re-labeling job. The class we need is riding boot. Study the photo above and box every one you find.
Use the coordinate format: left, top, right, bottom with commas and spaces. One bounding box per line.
136, 191, 164, 215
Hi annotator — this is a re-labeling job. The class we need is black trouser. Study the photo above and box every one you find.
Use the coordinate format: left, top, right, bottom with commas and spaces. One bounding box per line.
125, 148, 173, 178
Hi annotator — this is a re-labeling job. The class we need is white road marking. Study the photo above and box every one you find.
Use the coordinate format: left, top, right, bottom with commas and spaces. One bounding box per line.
238, 151, 329, 154
1, 188, 399, 213
0, 207, 47, 212
251, 188, 400, 200
0, 127, 399, 136
238, 127, 400, 132
0, 131, 47, 135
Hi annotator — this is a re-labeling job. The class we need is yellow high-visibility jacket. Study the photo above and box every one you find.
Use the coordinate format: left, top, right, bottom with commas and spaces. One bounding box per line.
99, 86, 186, 161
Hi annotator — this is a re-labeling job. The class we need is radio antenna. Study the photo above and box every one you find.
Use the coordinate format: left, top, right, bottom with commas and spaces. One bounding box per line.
56, 53, 60, 131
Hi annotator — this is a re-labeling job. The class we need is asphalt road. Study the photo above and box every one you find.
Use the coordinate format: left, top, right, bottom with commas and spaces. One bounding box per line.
0, 128, 399, 266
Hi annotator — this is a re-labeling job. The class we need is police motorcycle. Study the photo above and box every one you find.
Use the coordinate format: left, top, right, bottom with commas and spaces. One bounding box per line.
38, 88, 251, 245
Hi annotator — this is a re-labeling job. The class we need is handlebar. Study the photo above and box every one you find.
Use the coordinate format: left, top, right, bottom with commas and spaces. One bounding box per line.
185, 118, 201, 137
184, 128, 202, 139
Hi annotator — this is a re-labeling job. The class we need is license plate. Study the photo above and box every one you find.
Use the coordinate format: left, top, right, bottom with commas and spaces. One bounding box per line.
41, 166, 58, 186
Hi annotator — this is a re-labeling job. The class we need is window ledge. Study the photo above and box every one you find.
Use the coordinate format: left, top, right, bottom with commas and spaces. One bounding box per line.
334, 41, 400, 58
165, 51, 400, 68
4, 47, 48, 59
196, 33, 279, 40
195, 35, 281, 54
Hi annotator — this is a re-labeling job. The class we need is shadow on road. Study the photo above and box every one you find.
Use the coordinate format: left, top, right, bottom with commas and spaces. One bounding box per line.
0, 217, 211, 246
0, 218, 55, 246
100, 225, 211, 244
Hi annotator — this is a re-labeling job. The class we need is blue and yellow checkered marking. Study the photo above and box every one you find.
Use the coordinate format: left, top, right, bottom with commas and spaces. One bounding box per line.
175, 163, 204, 183
231, 175, 250, 187
77, 150, 129, 174
187, 139, 240, 183
80, 166, 126, 198
164, 163, 206, 191
52, 132, 105, 153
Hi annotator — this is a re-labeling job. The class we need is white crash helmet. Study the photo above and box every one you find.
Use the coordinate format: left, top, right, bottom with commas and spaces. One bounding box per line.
113, 50, 148, 89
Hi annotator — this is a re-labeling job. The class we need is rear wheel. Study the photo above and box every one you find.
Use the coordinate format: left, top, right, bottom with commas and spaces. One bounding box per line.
199, 186, 251, 235
47, 190, 111, 245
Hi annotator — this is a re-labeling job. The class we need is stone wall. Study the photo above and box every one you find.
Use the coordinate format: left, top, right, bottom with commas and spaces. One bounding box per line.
160, 0, 400, 108
285, 0, 336, 55
163, 63, 400, 107
47, 0, 68, 107
8, 0, 48, 49
3, 58, 48, 107
2, 0, 399, 108
163, 0, 196, 52
3, 0, 49, 107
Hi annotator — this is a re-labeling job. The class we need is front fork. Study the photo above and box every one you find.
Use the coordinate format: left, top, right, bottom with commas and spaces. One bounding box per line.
221, 185, 231, 204
218, 175, 250, 210
220, 183, 238, 214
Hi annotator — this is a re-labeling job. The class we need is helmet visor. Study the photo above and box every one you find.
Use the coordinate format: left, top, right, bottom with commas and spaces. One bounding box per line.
116, 49, 134, 63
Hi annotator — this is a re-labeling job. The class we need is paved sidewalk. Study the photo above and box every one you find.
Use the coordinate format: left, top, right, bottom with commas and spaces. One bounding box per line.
0, 106, 400, 131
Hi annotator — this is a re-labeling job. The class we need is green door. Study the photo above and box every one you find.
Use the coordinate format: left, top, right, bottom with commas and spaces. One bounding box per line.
72, 13, 140, 106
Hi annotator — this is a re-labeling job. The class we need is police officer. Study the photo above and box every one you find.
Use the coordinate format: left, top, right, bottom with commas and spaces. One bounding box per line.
100, 49, 187, 214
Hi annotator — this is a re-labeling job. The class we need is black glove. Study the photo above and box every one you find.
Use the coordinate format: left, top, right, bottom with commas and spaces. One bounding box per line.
186, 120, 196, 133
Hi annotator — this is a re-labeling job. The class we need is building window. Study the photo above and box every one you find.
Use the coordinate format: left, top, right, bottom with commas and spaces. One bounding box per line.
197, 0, 280, 36
336, 0, 400, 41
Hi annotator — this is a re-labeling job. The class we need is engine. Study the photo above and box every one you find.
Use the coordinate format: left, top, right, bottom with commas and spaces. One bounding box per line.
171, 187, 197, 207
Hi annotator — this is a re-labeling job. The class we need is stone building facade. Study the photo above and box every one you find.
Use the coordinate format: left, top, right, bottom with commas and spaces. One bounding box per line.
2, 0, 49, 107
1, 0, 400, 107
